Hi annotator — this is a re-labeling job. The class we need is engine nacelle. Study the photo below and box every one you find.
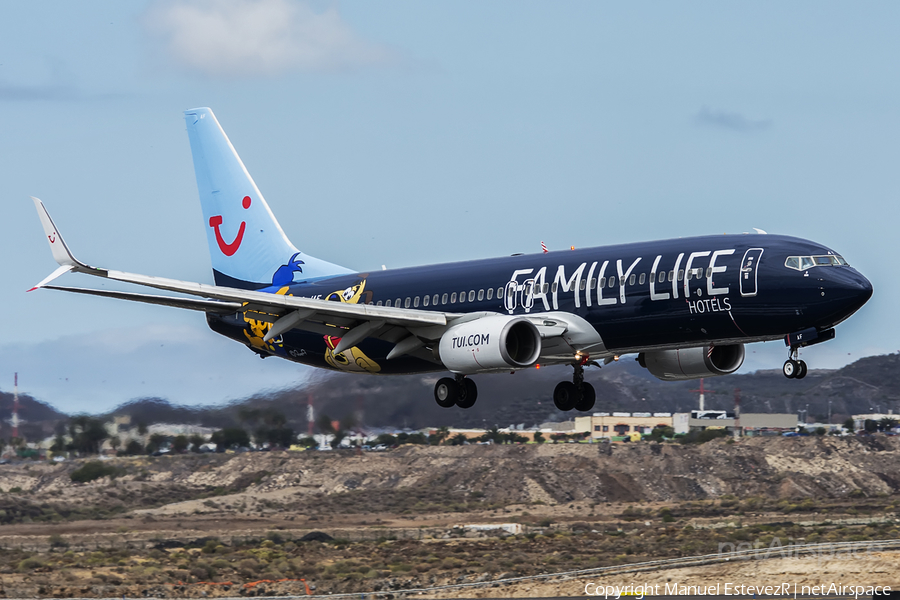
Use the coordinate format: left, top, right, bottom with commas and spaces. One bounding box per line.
638, 344, 745, 381
438, 315, 541, 374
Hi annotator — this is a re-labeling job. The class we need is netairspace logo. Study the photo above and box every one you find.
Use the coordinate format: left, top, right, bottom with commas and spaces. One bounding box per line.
719, 536, 883, 566
583, 582, 892, 599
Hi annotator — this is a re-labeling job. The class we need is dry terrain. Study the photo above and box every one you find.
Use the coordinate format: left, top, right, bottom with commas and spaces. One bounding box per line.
2, 436, 900, 597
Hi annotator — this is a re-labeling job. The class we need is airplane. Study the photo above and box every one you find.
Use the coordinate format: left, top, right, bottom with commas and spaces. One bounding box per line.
29, 107, 873, 413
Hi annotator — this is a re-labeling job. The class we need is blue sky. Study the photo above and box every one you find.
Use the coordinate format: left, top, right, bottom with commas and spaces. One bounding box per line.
1, 1, 897, 413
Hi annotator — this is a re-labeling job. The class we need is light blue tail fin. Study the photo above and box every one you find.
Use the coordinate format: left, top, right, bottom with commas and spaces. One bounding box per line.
184, 107, 352, 290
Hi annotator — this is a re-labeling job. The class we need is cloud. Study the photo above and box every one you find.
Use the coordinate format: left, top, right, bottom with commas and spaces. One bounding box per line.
695, 106, 772, 132
0, 60, 79, 102
144, 0, 394, 78
0, 80, 76, 102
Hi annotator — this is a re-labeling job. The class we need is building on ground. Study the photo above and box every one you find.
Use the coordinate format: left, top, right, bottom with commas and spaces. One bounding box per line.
574, 412, 674, 439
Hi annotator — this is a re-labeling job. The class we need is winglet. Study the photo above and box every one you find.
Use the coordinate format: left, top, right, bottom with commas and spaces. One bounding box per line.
28, 264, 73, 292
30, 197, 104, 290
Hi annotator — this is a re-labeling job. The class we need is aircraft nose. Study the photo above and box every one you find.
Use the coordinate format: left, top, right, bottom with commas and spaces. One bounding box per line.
836, 269, 873, 314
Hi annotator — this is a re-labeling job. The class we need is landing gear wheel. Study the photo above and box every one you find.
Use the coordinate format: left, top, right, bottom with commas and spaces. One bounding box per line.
553, 381, 579, 412
434, 377, 458, 408
782, 360, 798, 379
575, 382, 596, 412
456, 378, 478, 409
796, 360, 808, 380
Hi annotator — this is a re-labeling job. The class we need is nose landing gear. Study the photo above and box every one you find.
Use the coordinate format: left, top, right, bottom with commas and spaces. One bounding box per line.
783, 348, 808, 379
553, 362, 596, 412
434, 374, 478, 408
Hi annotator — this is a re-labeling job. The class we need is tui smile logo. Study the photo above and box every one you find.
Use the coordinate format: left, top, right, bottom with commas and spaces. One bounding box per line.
209, 196, 251, 256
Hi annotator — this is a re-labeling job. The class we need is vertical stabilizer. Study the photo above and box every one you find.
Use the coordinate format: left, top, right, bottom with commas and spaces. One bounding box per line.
184, 108, 351, 289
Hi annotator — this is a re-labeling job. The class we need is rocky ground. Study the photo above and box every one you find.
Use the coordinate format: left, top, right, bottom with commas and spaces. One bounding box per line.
2, 436, 900, 597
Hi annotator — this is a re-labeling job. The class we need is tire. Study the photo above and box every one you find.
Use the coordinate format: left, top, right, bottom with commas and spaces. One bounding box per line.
434, 377, 458, 408
575, 382, 596, 412
456, 378, 478, 409
783, 360, 797, 379
553, 381, 579, 412
796, 360, 808, 380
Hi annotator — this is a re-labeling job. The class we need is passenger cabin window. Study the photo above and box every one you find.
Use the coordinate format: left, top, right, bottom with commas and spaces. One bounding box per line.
442, 293, 449, 304
590, 278, 597, 289
678, 269, 685, 281
468, 290, 475, 302
638, 273, 645, 285
450, 292, 457, 303
487, 288, 493, 300
579, 279, 586, 290
385, 299, 391, 307
551, 282, 558, 293
608, 276, 616, 288
377, 300, 383, 306
659, 271, 665, 283
433, 294, 438, 305
477, 289, 484, 301
667, 270, 674, 282
499, 287, 504, 298
599, 277, 606, 287
459, 291, 466, 303
405, 297, 411, 308
423, 295, 429, 307
542, 283, 549, 294
705, 267, 713, 278
629, 274, 636, 285
413, 296, 419, 308
396, 298, 401, 308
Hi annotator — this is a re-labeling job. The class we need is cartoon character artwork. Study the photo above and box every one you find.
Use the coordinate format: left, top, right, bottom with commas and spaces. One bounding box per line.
242, 287, 290, 355
322, 278, 382, 373
271, 252, 306, 290
324, 335, 382, 373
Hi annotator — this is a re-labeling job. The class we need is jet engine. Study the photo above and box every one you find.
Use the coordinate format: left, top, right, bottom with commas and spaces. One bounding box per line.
438, 315, 541, 374
638, 344, 745, 381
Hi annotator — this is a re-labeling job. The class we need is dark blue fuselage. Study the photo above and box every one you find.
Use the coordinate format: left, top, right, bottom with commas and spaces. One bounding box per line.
207, 233, 872, 375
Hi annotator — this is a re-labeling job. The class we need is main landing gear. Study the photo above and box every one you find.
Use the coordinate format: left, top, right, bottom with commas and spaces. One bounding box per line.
783, 348, 808, 380
553, 362, 596, 412
434, 374, 478, 409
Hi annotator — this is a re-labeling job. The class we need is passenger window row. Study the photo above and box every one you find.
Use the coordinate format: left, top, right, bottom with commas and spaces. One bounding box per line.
371, 267, 727, 308
375, 287, 504, 308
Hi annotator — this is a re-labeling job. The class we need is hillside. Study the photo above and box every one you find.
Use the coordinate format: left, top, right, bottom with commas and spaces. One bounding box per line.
175, 352, 900, 430
0, 391, 67, 442
16, 352, 900, 434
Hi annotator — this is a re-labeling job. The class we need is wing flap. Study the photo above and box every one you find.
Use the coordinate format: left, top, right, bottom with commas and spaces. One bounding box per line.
43, 286, 244, 313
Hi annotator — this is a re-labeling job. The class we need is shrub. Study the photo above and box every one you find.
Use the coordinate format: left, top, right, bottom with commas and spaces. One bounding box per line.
70, 461, 119, 483
18, 557, 44, 572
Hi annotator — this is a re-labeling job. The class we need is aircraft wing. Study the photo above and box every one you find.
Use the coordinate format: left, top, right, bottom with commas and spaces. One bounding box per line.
29, 197, 450, 356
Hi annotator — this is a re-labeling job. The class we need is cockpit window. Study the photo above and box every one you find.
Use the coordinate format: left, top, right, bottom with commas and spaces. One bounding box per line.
785, 254, 848, 271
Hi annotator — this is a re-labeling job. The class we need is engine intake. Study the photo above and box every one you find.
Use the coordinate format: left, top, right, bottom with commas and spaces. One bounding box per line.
438, 315, 541, 374
638, 344, 745, 381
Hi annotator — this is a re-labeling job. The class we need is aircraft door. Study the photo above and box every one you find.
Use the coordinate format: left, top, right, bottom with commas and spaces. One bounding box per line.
739, 248, 764, 297
522, 279, 535, 312
504, 280, 518, 313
